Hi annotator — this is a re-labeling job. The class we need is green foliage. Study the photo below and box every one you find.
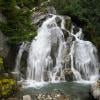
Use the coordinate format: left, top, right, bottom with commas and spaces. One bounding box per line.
16, 0, 38, 9
50, 0, 100, 34
0, 78, 18, 98
0, 57, 3, 64
0, 0, 37, 45
50, 0, 100, 51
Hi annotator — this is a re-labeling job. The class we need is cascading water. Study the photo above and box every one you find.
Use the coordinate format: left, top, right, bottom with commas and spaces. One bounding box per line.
27, 15, 67, 83
70, 26, 99, 83
15, 42, 28, 74
15, 14, 99, 87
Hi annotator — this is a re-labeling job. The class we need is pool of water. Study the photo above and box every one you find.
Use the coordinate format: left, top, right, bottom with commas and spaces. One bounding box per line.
17, 82, 90, 100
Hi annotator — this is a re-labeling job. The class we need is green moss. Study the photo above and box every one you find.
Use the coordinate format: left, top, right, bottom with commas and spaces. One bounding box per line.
65, 17, 72, 31
0, 78, 18, 98
0, 57, 3, 64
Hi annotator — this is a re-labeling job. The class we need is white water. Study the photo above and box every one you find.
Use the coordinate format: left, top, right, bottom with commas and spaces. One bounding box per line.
15, 42, 27, 73
70, 26, 99, 83
15, 14, 99, 87
27, 15, 67, 83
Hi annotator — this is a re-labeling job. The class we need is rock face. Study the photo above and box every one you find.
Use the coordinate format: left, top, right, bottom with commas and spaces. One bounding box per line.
32, 12, 47, 26
4, 46, 18, 72
0, 13, 9, 58
0, 13, 6, 23
0, 31, 9, 58
90, 80, 100, 100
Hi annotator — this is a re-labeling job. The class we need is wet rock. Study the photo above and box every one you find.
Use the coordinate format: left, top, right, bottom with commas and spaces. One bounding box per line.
23, 95, 32, 100
47, 6, 57, 14
10, 72, 20, 80
32, 12, 47, 26
4, 46, 18, 72
43, 71, 49, 81
64, 16, 72, 31
55, 17, 62, 27
2, 73, 9, 77
90, 80, 100, 100
64, 68, 74, 81
73, 26, 79, 34
20, 50, 28, 79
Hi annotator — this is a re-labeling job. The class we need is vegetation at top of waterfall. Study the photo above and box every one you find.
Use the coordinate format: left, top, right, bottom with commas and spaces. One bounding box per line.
50, 0, 100, 52
0, 0, 41, 45
0, 0, 100, 51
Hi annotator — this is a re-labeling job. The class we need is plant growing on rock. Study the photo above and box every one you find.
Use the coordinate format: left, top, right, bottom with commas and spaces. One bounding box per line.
0, 77, 19, 99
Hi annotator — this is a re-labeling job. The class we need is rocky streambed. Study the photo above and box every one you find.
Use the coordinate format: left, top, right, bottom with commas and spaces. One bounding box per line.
15, 82, 90, 100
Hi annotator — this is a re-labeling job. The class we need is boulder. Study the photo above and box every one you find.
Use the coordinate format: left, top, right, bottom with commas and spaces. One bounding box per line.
55, 16, 62, 27
90, 80, 100, 100
64, 16, 72, 31
47, 6, 57, 14
64, 68, 74, 81
0, 78, 18, 98
23, 95, 32, 100
31, 12, 47, 26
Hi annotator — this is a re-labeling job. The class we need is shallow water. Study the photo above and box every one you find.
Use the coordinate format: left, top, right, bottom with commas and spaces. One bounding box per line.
18, 82, 90, 100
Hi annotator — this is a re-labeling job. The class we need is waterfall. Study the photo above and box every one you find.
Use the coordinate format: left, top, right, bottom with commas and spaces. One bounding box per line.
14, 14, 99, 87
26, 14, 99, 84
15, 42, 27, 73
27, 15, 67, 82
70, 26, 99, 83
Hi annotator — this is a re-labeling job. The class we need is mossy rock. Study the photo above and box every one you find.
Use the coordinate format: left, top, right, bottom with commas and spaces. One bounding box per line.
0, 57, 3, 64
65, 16, 72, 31
63, 16, 72, 40
0, 57, 4, 73
0, 77, 18, 99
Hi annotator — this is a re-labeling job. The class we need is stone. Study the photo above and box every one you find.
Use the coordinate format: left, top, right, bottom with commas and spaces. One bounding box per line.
55, 16, 62, 27
47, 6, 57, 14
35, 90, 71, 100
90, 80, 100, 100
32, 12, 47, 26
64, 16, 72, 31
0, 31, 9, 58
64, 68, 74, 81
43, 71, 49, 81
23, 95, 32, 100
